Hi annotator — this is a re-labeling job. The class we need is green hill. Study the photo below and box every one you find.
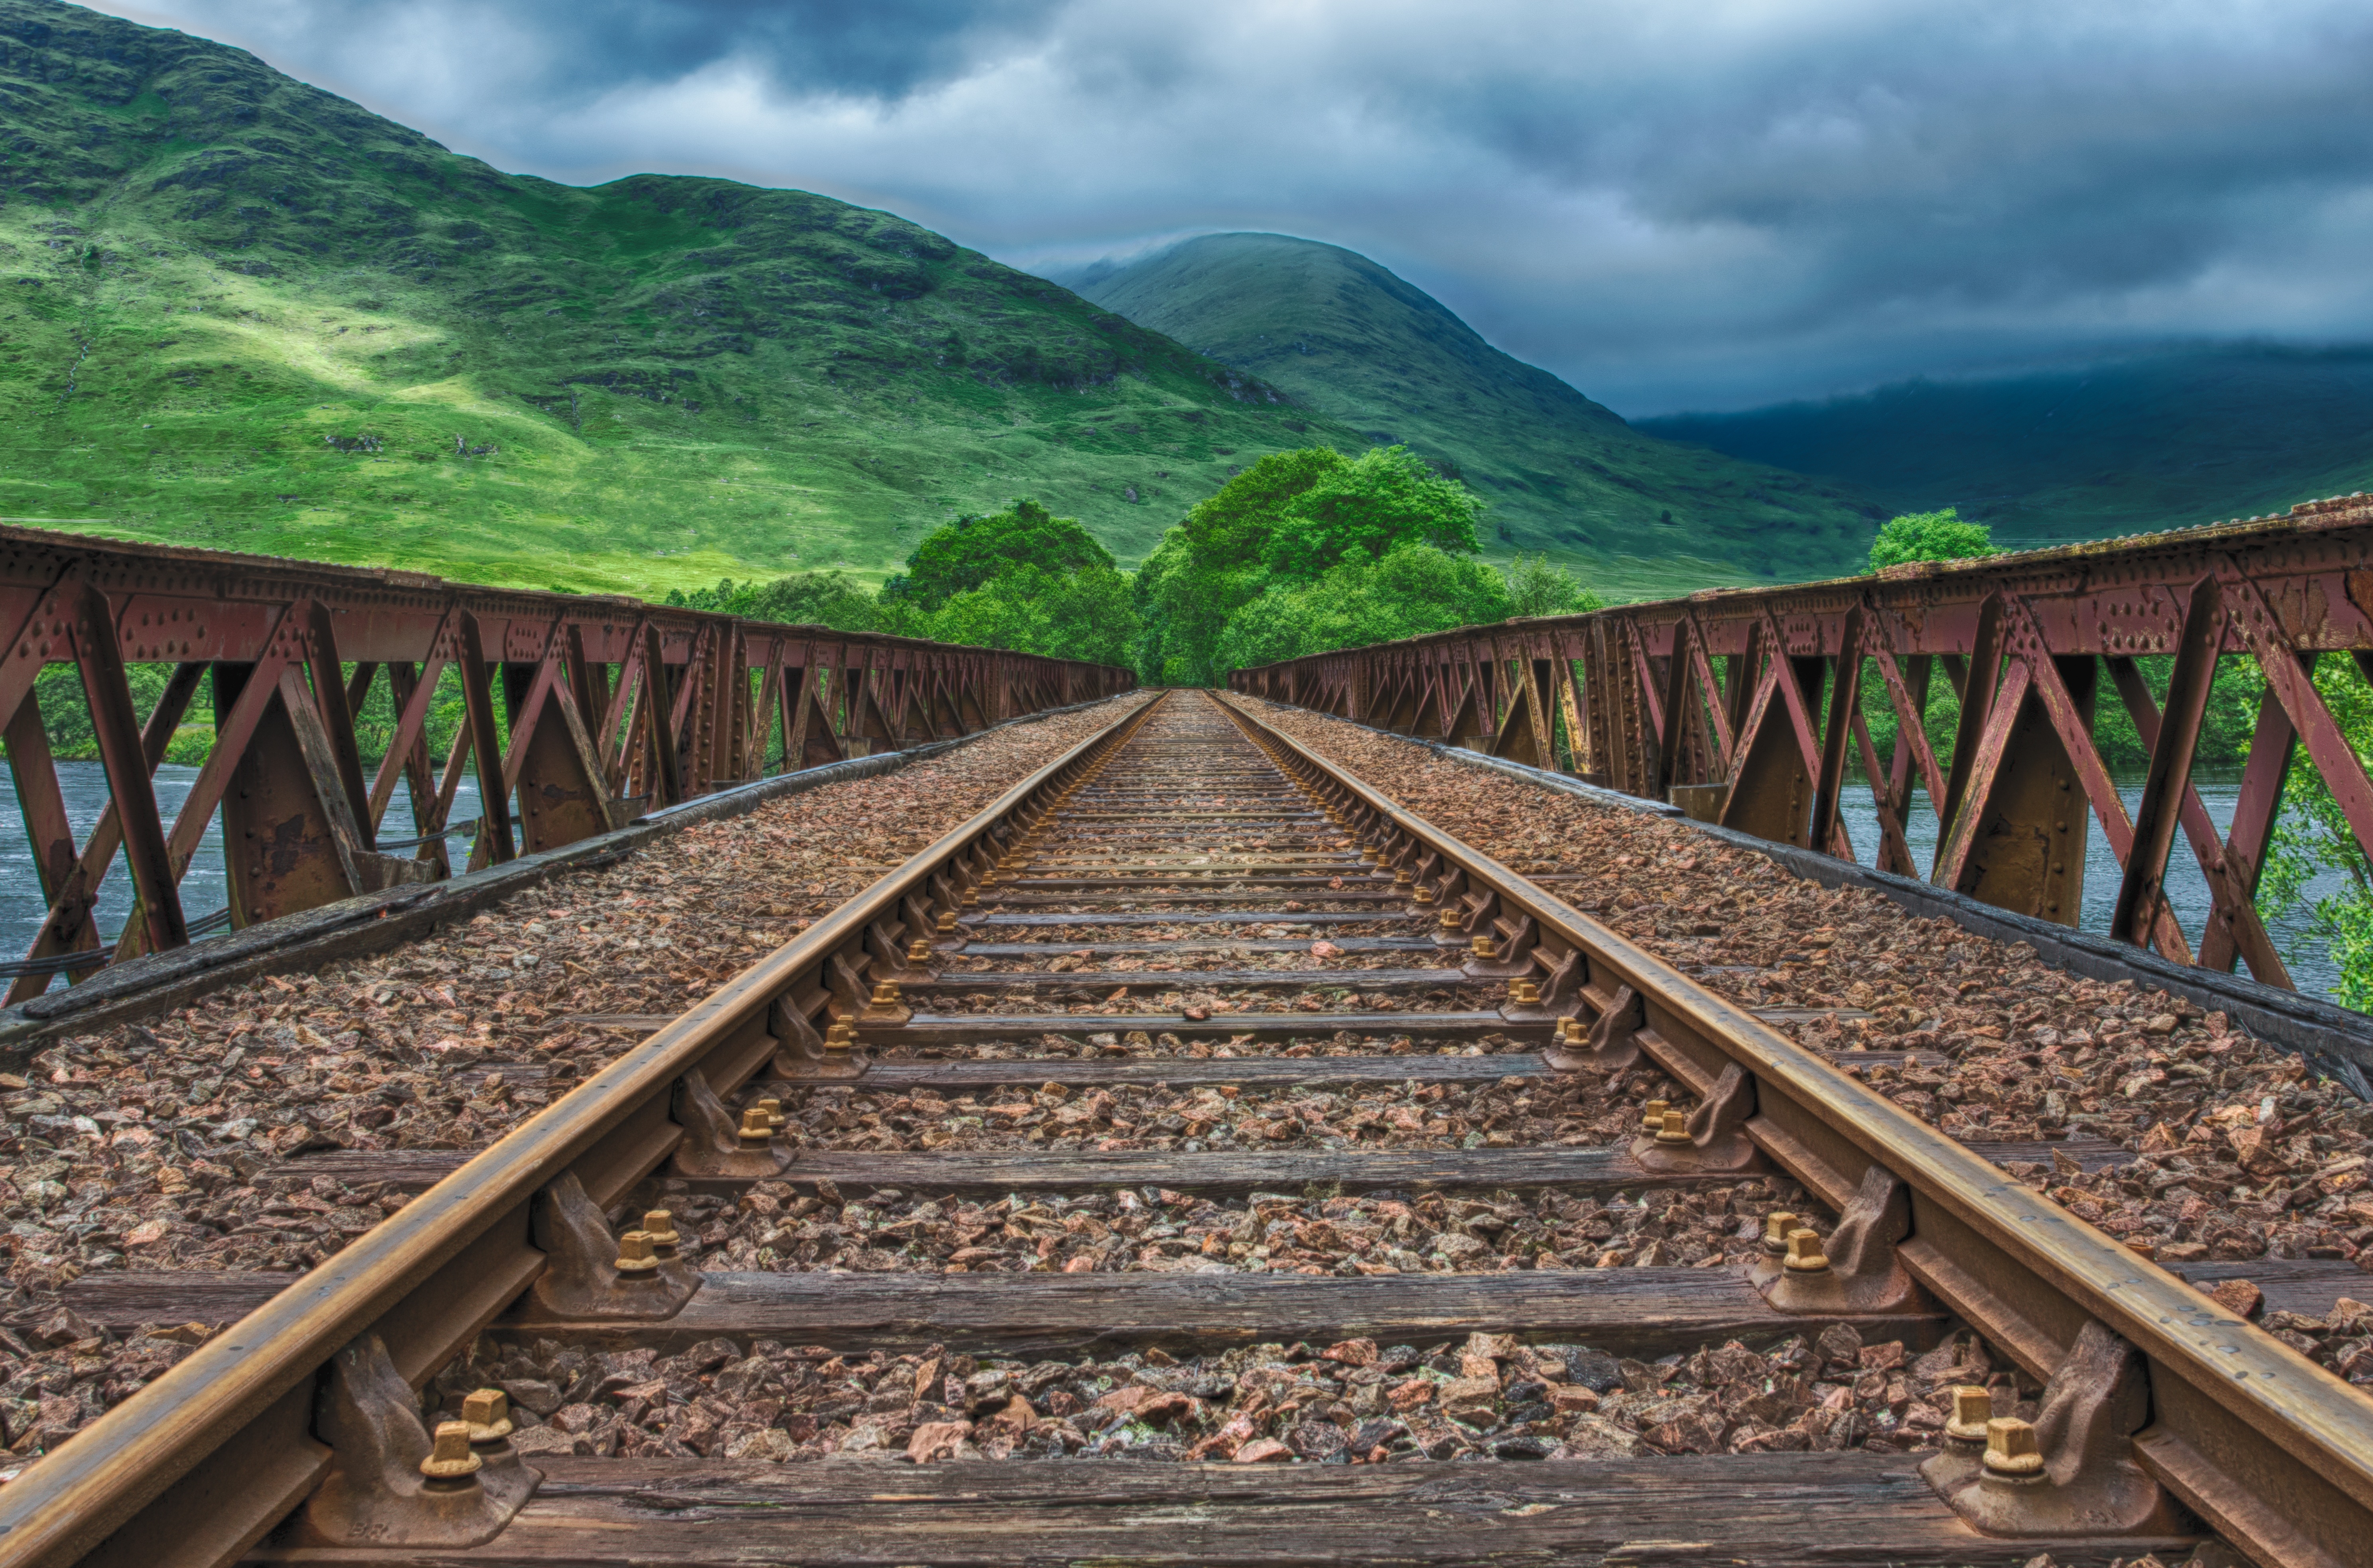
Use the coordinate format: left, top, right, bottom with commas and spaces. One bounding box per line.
1636, 346, 2373, 546
0, 0, 1350, 594
1064, 232, 1884, 595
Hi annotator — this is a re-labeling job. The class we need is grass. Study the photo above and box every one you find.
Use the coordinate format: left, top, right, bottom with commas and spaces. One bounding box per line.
0, 0, 1369, 595
1064, 233, 1888, 584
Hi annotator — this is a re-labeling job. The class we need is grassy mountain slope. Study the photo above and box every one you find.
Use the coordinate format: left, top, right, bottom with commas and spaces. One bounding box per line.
1636, 346, 2373, 546
1064, 232, 1883, 595
0, 0, 1346, 593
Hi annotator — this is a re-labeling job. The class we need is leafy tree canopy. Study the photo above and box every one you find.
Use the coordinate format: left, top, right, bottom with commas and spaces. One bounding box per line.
1262, 445, 1484, 578
887, 499, 1116, 611
1213, 544, 1514, 678
1867, 508, 2001, 571
1500, 552, 1602, 619
1131, 444, 1492, 686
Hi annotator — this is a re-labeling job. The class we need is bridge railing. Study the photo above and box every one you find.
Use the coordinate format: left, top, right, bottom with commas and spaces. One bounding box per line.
0, 525, 1133, 999
1227, 493, 2373, 994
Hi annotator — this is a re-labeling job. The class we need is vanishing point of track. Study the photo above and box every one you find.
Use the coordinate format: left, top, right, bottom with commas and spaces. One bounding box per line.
1, 689, 2367, 1568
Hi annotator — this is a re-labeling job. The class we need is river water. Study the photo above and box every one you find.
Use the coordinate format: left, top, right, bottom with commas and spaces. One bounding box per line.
1834, 774, 2346, 1002
2, 760, 482, 969
0, 759, 2350, 1003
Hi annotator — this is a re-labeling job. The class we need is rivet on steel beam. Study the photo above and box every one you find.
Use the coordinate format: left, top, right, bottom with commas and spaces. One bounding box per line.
462, 1389, 515, 1451
1654, 1109, 1691, 1145
1782, 1228, 1830, 1273
420, 1422, 485, 1485
1762, 1211, 1799, 1256
1640, 1098, 1669, 1135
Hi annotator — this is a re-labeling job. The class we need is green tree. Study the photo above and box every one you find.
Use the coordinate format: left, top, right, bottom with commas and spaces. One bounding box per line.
2255, 660, 2373, 1007
1131, 444, 1488, 685
929, 562, 1139, 666
1261, 445, 1484, 578
727, 570, 892, 633
1867, 507, 2001, 571
887, 499, 1115, 612
1501, 552, 1602, 619
1211, 544, 1513, 680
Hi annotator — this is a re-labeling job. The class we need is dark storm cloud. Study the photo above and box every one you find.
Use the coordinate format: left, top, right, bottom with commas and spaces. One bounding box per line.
87, 0, 2373, 411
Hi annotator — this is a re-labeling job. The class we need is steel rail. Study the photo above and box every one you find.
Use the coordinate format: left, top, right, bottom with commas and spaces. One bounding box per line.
1214, 691, 2373, 1568
0, 691, 1167, 1568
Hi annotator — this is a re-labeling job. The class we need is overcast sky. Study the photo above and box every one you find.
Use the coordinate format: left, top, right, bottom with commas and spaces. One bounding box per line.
87, 0, 2373, 414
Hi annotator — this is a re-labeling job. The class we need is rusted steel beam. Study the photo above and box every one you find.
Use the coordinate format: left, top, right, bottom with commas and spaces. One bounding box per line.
1228, 494, 2373, 992
0, 525, 1132, 995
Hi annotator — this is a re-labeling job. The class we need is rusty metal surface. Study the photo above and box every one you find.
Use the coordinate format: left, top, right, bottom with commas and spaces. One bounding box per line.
0, 691, 1166, 1568
1227, 496, 2373, 995
0, 525, 1133, 997
1216, 690, 2373, 1568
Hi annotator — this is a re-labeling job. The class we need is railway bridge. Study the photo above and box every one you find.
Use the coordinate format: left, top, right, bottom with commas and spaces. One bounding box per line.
0, 517, 2369, 1568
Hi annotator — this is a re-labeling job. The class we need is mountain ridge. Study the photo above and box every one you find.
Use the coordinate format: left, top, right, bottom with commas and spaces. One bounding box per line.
0, 0, 1349, 592
1636, 344, 2373, 544
1063, 232, 1884, 591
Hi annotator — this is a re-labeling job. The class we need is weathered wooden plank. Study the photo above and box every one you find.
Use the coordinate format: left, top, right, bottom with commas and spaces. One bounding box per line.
73, 1266, 1942, 1357
505, 1266, 1944, 1356
252, 1128, 2135, 1196
238, 1453, 2190, 1567
902, 968, 1472, 990
864, 1012, 1543, 1042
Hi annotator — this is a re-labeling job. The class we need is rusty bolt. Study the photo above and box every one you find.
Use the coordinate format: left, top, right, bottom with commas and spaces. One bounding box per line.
643, 1209, 681, 1257
1508, 978, 1540, 1006
461, 1389, 514, 1447
961, 888, 980, 908
1640, 1099, 1669, 1136
615, 1230, 661, 1276
1944, 1385, 1992, 1444
937, 910, 959, 933
737, 1106, 775, 1150
1654, 1109, 1690, 1146
420, 1420, 484, 1482
1761, 1211, 1799, 1256
1393, 867, 1414, 885
1782, 1228, 1830, 1273
1471, 934, 1499, 960
1412, 885, 1436, 905
907, 938, 933, 964
824, 1022, 857, 1059
754, 1096, 786, 1130
870, 980, 901, 1007
1437, 908, 1461, 930
1558, 1016, 1585, 1044
1981, 1417, 2044, 1478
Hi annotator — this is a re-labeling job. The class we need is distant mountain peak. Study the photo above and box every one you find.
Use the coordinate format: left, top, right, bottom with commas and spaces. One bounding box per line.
1073, 230, 1878, 587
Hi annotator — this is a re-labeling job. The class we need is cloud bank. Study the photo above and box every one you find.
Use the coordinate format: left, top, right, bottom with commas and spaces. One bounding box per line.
89, 0, 2373, 412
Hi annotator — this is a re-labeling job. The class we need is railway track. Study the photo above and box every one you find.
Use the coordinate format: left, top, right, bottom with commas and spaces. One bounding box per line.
1, 688, 2367, 1567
